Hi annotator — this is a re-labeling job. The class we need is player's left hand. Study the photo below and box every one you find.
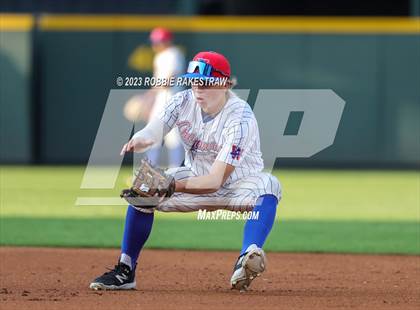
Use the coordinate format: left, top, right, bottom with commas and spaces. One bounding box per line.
120, 158, 175, 207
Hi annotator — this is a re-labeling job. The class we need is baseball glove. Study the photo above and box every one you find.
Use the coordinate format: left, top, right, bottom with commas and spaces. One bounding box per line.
120, 159, 175, 208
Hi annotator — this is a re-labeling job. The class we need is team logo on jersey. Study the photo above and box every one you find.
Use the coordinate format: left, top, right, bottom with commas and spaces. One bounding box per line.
191, 140, 200, 152
177, 120, 222, 153
230, 145, 242, 160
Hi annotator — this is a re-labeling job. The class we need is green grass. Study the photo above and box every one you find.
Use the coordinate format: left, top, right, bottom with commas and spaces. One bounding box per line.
1, 217, 419, 254
0, 166, 419, 254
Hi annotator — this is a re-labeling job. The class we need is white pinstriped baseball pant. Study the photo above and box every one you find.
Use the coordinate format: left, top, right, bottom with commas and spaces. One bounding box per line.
136, 166, 281, 213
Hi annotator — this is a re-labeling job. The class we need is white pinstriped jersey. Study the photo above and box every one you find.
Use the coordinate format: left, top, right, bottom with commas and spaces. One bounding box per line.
129, 89, 282, 213
158, 89, 264, 185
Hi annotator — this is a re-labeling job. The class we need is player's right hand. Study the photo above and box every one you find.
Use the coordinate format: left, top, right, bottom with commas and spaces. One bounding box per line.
120, 137, 155, 155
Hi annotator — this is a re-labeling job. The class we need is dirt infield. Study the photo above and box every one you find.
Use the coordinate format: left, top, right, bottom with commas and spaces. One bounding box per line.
0, 247, 419, 309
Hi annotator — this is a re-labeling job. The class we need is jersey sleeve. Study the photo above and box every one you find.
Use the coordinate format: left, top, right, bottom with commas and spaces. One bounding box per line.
216, 120, 254, 167
157, 91, 185, 136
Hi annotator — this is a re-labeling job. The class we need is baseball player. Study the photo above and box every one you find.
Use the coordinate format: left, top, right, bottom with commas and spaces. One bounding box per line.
147, 27, 185, 167
124, 27, 185, 167
90, 51, 282, 292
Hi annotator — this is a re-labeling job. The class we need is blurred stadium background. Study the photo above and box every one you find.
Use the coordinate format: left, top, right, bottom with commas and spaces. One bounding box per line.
0, 0, 419, 254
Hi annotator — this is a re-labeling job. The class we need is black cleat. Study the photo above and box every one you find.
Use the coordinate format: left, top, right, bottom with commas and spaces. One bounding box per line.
89, 262, 136, 290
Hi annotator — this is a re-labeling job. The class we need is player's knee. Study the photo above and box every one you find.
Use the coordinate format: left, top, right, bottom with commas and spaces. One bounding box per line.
268, 174, 282, 202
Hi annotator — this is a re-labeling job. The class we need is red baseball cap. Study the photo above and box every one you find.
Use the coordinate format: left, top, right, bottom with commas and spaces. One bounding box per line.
183, 51, 231, 79
149, 27, 173, 43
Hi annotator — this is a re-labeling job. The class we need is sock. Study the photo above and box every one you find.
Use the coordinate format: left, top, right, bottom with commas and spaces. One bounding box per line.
240, 194, 278, 255
120, 205, 154, 269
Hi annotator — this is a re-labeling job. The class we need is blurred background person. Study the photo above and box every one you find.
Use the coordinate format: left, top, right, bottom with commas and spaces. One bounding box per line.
124, 27, 185, 167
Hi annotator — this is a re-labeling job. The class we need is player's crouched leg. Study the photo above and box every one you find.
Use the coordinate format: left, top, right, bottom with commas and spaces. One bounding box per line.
230, 174, 281, 291
90, 205, 154, 290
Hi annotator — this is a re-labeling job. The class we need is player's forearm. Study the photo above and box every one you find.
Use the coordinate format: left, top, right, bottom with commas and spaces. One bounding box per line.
132, 117, 164, 144
175, 174, 222, 194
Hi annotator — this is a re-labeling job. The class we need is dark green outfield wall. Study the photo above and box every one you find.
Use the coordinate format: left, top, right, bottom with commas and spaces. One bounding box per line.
0, 31, 32, 163
1, 28, 419, 166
